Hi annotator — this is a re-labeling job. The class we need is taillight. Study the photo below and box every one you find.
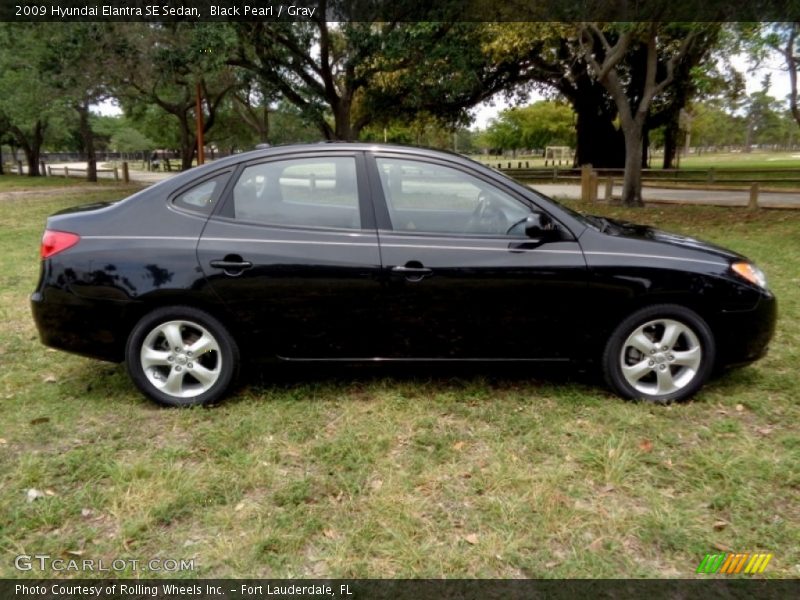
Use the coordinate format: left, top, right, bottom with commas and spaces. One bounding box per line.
41, 229, 80, 259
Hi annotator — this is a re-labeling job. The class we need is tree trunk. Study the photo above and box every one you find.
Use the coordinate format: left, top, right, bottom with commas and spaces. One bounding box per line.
621, 128, 645, 207
663, 119, 678, 169
12, 121, 45, 176
333, 100, 355, 141
77, 103, 97, 182
178, 116, 195, 170
574, 104, 625, 167
0, 144, 4, 175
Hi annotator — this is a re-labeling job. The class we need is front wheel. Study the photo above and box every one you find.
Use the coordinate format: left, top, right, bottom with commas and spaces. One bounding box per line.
603, 304, 715, 404
126, 306, 239, 407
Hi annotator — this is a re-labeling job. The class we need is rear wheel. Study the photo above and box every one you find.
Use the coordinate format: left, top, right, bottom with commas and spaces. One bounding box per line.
603, 304, 715, 404
126, 306, 239, 407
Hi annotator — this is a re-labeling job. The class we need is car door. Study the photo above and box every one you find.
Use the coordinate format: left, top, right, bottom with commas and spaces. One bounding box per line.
366, 154, 588, 359
197, 152, 383, 359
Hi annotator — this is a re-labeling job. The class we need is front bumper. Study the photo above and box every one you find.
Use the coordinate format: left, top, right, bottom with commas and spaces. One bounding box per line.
712, 292, 777, 368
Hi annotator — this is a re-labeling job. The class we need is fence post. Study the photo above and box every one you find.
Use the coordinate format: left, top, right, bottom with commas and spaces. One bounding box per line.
748, 183, 759, 210
64, 166, 69, 177
605, 177, 614, 202
40, 160, 46, 176
17, 160, 23, 174
589, 172, 599, 203
47, 165, 52, 177
581, 164, 592, 202
707, 168, 715, 183
113, 166, 119, 182
122, 161, 130, 184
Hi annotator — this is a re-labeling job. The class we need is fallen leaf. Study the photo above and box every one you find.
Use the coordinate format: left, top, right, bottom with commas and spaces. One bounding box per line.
43, 374, 57, 383
713, 520, 728, 531
713, 542, 732, 552
369, 479, 383, 491
183, 539, 198, 547
736, 404, 745, 412
545, 561, 560, 568
234, 501, 245, 512
63, 550, 84, 557
463, 533, 479, 545
26, 489, 45, 502
756, 427, 774, 436
452, 441, 465, 451
638, 439, 654, 452
587, 537, 604, 552
607, 448, 616, 458
30, 417, 50, 425
323, 529, 337, 539
0, 438, 7, 444
45, 489, 56, 496
81, 508, 93, 518
600, 484, 615, 493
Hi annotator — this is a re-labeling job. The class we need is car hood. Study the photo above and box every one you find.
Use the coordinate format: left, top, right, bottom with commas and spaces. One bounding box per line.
597, 216, 745, 262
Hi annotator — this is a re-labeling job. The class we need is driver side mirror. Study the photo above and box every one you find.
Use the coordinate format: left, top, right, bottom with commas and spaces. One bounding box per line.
524, 211, 558, 239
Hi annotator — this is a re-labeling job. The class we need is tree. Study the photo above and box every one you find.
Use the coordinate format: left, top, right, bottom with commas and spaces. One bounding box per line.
766, 23, 800, 129
578, 23, 700, 206
43, 24, 119, 181
112, 23, 238, 169
483, 101, 575, 155
231, 20, 549, 141
0, 24, 62, 176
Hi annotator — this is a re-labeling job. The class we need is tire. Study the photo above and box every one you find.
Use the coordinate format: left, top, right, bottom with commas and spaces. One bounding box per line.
602, 304, 715, 404
125, 306, 239, 407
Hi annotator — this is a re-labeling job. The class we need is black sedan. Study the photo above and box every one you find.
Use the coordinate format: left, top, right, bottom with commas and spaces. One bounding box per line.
31, 143, 776, 406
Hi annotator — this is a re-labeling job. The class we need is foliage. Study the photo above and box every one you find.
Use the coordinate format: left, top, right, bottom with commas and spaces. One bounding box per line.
111, 23, 239, 169
483, 101, 575, 153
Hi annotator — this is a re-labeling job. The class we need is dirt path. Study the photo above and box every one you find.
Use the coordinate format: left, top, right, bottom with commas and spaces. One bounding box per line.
0, 184, 140, 203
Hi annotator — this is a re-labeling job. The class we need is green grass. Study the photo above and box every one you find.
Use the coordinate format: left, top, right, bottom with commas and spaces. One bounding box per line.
0, 173, 122, 190
0, 183, 798, 579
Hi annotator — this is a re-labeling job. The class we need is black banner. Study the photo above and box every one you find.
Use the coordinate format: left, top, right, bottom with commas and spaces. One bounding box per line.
3, 579, 800, 600
1, 0, 800, 22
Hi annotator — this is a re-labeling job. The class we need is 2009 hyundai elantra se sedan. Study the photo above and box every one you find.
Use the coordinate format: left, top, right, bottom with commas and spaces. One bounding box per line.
31, 143, 776, 406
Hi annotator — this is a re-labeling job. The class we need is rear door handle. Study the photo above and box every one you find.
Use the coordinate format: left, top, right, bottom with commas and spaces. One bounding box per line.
391, 262, 432, 282
210, 256, 253, 276
391, 265, 433, 275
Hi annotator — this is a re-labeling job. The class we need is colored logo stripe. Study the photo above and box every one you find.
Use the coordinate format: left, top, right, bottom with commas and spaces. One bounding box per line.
697, 553, 772, 574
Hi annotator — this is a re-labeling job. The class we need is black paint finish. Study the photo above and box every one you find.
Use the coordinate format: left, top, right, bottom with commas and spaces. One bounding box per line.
31, 143, 776, 373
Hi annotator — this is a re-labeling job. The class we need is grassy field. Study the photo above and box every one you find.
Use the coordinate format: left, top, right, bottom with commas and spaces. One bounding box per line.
471, 150, 800, 170
0, 176, 798, 579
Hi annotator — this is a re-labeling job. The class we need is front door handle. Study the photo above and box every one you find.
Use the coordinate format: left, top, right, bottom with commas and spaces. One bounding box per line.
210, 255, 253, 276
391, 262, 432, 282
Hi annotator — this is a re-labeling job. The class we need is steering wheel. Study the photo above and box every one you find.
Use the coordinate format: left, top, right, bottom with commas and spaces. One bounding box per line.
466, 192, 507, 234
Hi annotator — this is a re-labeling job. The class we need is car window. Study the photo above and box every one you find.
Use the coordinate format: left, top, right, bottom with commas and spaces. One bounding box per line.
172, 175, 226, 214
375, 158, 530, 236
232, 157, 360, 230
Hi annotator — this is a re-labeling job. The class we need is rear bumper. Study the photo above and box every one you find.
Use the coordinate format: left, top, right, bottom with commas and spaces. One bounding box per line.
31, 287, 128, 363
712, 292, 777, 368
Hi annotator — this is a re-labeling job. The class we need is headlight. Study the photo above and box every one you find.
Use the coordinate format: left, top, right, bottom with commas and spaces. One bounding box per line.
731, 261, 768, 289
